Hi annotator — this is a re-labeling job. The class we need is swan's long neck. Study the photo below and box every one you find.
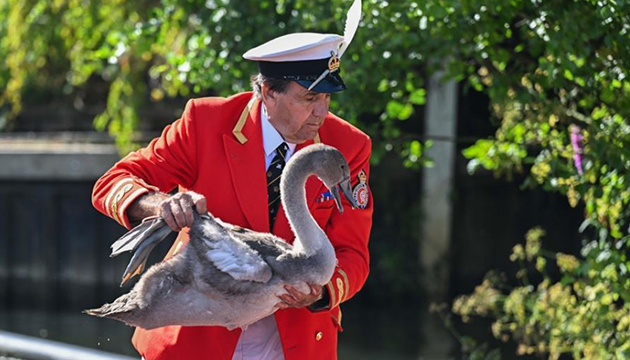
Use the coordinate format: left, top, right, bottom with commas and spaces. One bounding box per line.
280, 152, 331, 257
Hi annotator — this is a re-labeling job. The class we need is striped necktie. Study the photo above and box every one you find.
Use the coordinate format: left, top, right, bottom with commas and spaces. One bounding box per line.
267, 142, 289, 229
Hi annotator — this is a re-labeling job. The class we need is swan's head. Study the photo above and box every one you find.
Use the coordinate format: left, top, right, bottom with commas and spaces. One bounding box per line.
306, 144, 359, 213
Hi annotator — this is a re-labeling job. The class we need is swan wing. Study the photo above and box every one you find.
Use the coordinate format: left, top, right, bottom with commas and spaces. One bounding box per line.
197, 217, 273, 283
225, 224, 292, 257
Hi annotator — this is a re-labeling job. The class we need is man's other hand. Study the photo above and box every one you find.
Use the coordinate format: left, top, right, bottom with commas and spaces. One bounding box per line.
159, 191, 208, 231
276, 284, 323, 309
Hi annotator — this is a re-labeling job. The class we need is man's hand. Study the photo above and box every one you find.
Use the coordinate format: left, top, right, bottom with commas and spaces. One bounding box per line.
158, 191, 208, 231
128, 191, 207, 231
276, 284, 323, 309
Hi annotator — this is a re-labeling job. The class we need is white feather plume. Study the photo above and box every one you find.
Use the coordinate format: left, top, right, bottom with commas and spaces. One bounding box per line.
338, 0, 362, 57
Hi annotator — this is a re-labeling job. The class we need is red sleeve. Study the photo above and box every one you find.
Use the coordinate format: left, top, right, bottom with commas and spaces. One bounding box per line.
92, 99, 199, 229
324, 137, 373, 309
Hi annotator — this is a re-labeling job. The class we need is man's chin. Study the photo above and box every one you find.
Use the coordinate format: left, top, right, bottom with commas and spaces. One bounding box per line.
305, 129, 321, 140
290, 132, 318, 144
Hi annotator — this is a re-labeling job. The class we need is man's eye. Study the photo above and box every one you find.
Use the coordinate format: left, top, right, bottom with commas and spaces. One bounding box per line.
305, 97, 315, 101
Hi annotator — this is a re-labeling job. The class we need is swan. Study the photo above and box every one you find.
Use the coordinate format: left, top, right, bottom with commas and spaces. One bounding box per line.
86, 143, 358, 330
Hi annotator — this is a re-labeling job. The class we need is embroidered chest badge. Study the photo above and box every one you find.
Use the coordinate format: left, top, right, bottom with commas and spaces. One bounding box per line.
352, 170, 369, 209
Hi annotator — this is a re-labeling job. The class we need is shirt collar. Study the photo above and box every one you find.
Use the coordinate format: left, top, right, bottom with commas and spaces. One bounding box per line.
261, 103, 297, 157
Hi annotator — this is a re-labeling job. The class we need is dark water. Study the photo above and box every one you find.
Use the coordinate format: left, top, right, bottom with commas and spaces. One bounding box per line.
0, 309, 136, 356
0, 303, 421, 360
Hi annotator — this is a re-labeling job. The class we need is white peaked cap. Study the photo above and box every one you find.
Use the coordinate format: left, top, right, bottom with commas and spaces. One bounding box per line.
243, 33, 344, 62
243, 0, 362, 93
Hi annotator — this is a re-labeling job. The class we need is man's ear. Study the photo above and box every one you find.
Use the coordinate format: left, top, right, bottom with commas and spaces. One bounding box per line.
261, 84, 277, 107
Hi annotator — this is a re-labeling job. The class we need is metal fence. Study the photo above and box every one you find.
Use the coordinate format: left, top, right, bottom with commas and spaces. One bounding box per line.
0, 330, 135, 360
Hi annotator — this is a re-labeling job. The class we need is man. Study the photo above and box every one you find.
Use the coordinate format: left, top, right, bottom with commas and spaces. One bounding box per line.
92, 1, 372, 359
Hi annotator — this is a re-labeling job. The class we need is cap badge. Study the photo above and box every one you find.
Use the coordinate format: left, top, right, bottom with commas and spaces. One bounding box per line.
328, 52, 341, 73
352, 170, 369, 209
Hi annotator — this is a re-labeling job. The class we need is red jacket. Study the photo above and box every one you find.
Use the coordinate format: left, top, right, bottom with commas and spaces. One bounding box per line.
92, 92, 373, 360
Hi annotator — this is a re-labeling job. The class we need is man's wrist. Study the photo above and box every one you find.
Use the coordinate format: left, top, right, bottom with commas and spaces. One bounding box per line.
127, 192, 169, 224
307, 286, 330, 312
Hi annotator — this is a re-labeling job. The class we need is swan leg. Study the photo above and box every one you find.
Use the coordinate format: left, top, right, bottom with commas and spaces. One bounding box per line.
120, 224, 173, 286
110, 216, 165, 256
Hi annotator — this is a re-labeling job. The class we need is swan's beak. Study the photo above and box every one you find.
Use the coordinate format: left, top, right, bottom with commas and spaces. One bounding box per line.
340, 177, 358, 209
331, 177, 357, 213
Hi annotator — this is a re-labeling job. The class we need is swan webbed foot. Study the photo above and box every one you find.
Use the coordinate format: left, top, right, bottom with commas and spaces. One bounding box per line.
110, 217, 173, 287
110, 216, 164, 257
119, 224, 172, 286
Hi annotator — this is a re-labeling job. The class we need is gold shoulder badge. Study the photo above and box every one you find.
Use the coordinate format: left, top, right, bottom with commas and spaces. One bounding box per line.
352, 170, 369, 209
328, 53, 340, 73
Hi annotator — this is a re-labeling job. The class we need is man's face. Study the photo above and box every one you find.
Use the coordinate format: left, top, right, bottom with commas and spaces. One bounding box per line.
263, 81, 331, 144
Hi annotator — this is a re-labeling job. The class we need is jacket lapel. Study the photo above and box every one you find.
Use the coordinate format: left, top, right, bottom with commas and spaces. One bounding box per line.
223, 98, 270, 232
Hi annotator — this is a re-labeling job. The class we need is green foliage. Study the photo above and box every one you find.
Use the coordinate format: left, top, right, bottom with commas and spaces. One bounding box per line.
433, 0, 630, 238
6, 1, 630, 356
0, 0, 430, 159
453, 228, 630, 360
432, 302, 504, 360
401, 139, 433, 170
424, 0, 630, 358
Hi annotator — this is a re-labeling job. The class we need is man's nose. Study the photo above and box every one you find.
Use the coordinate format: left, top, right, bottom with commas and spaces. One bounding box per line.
312, 97, 330, 117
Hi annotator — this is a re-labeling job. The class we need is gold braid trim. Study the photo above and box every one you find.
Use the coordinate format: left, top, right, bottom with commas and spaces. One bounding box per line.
338, 268, 350, 302
232, 98, 256, 144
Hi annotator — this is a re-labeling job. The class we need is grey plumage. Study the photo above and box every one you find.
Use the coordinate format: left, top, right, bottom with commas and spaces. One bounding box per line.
86, 144, 357, 330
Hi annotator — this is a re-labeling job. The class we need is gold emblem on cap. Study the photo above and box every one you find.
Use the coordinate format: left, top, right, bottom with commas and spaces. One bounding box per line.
328, 53, 340, 73
308, 51, 340, 91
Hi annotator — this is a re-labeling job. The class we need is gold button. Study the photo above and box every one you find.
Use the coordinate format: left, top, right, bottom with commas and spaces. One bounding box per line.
315, 331, 323, 341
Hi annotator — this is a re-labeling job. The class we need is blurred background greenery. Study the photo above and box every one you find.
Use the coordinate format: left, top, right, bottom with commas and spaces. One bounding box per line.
2, 0, 630, 359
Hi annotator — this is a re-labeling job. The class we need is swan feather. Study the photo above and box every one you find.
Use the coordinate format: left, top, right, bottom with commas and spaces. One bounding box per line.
196, 216, 273, 283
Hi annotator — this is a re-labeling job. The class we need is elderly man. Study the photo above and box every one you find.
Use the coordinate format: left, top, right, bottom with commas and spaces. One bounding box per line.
92, 1, 372, 359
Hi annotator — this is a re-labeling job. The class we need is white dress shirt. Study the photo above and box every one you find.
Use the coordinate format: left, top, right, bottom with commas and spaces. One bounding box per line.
261, 104, 297, 167
231, 103, 296, 360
